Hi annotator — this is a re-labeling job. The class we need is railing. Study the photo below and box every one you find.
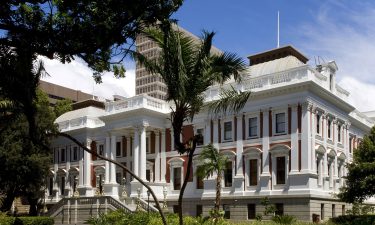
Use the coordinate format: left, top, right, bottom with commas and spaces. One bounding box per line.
137, 197, 158, 212
105, 95, 169, 114
57, 116, 105, 132
47, 196, 133, 217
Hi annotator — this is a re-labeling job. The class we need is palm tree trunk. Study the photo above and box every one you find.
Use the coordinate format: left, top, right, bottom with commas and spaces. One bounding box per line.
215, 172, 222, 217
178, 148, 195, 225
55, 132, 168, 225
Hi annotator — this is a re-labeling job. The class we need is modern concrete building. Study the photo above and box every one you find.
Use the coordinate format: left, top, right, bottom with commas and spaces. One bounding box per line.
46, 46, 374, 222
39, 80, 95, 105
135, 25, 221, 100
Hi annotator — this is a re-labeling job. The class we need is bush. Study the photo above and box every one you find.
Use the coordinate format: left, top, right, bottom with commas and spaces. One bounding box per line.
15, 217, 54, 225
330, 215, 375, 225
0, 217, 16, 225
271, 215, 297, 224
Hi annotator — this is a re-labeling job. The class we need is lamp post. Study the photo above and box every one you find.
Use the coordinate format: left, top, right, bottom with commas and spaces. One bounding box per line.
163, 186, 168, 209
146, 190, 150, 214
121, 177, 127, 199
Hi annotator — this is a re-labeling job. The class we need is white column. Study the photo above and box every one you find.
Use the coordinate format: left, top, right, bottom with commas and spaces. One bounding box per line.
66, 146, 71, 194
311, 109, 316, 173
205, 119, 211, 145
171, 128, 175, 151
84, 139, 92, 187
126, 136, 131, 183
54, 149, 59, 200
290, 105, 299, 173
105, 136, 110, 184
236, 115, 244, 176
155, 131, 161, 182
110, 135, 117, 184
212, 119, 219, 149
262, 109, 270, 175
78, 148, 84, 187
133, 128, 139, 177
161, 130, 166, 182
301, 102, 312, 172
139, 126, 147, 180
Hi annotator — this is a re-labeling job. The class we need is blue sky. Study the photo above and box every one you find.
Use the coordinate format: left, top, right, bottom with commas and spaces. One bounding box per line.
42, 0, 375, 111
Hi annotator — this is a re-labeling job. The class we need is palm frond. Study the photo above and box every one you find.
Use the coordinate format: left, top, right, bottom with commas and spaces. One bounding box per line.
207, 85, 251, 116
209, 52, 247, 83
196, 144, 228, 179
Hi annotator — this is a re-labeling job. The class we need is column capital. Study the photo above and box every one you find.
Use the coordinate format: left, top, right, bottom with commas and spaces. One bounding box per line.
86, 138, 92, 146
301, 101, 313, 111
261, 107, 271, 113
289, 104, 298, 111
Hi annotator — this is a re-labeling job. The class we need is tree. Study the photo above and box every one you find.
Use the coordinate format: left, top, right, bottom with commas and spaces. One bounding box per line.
54, 99, 73, 118
134, 20, 250, 225
196, 144, 228, 220
0, 89, 55, 215
339, 126, 375, 203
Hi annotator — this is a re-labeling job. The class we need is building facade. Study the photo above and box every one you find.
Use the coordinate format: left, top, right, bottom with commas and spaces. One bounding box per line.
47, 46, 374, 221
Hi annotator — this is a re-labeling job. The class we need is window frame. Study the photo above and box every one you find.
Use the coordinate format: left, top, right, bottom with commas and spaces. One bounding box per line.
273, 110, 288, 135
116, 141, 122, 157
60, 148, 66, 163
223, 120, 233, 142
195, 128, 204, 146
246, 114, 259, 139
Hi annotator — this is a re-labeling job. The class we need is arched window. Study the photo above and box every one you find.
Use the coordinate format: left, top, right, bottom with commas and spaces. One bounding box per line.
221, 150, 236, 188
243, 147, 262, 188
168, 158, 184, 190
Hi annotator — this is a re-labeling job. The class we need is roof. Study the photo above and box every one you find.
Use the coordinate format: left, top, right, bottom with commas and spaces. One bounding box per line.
245, 55, 306, 77
247, 45, 308, 66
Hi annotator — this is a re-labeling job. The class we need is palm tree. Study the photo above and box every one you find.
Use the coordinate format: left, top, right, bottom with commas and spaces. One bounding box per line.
133, 20, 251, 225
196, 144, 228, 220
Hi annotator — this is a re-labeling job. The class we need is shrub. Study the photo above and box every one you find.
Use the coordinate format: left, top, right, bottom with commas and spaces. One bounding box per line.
330, 215, 375, 225
0, 217, 16, 225
255, 213, 263, 221
14, 217, 54, 225
271, 214, 297, 224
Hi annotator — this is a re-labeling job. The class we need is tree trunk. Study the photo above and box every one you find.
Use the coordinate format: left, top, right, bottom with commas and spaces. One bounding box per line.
55, 132, 168, 225
27, 196, 38, 216
215, 172, 222, 217
178, 148, 195, 225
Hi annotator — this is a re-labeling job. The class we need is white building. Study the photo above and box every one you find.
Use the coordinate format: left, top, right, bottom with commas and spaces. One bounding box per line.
46, 46, 374, 221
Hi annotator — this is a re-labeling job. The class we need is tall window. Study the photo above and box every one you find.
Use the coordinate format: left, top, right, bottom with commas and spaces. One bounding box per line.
337, 125, 341, 142
224, 121, 232, 141
316, 114, 321, 134
196, 128, 204, 146
196, 166, 204, 189
73, 147, 78, 161
223, 205, 230, 219
224, 161, 233, 187
328, 120, 332, 139
247, 204, 256, 219
116, 142, 121, 157
99, 144, 104, 156
173, 167, 181, 190
49, 177, 53, 196
249, 159, 258, 186
349, 136, 353, 153
60, 177, 65, 195
276, 113, 286, 134
275, 203, 284, 216
146, 137, 150, 153
276, 157, 286, 184
248, 117, 258, 138
60, 149, 66, 162
196, 205, 203, 217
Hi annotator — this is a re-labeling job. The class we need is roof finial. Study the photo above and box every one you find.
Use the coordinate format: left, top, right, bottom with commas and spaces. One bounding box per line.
277, 11, 280, 48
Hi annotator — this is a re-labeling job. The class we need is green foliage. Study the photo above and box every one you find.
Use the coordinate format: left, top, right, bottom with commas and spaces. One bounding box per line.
261, 197, 276, 216
196, 144, 228, 179
255, 213, 263, 221
330, 215, 375, 225
14, 217, 54, 225
272, 215, 297, 225
0, 216, 52, 225
0, 90, 54, 212
53, 99, 73, 118
346, 202, 374, 216
339, 126, 375, 203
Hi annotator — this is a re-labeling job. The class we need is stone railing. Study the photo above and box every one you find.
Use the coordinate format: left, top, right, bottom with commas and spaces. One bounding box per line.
57, 116, 105, 132
137, 197, 158, 212
46, 196, 133, 217
105, 95, 170, 114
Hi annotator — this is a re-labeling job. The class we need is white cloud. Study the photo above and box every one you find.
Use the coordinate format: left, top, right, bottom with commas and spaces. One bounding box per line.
40, 56, 135, 100
294, 1, 375, 112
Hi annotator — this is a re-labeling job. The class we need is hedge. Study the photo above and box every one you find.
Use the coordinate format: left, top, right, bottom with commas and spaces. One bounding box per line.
0, 217, 53, 225
330, 215, 375, 225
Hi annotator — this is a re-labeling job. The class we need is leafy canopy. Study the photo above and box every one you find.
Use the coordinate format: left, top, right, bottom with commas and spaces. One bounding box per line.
339, 126, 375, 203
